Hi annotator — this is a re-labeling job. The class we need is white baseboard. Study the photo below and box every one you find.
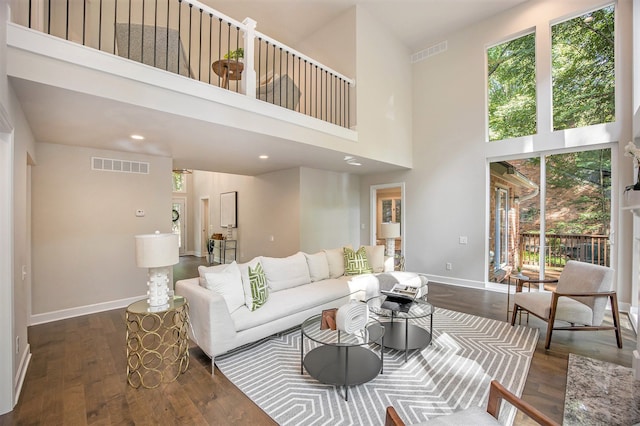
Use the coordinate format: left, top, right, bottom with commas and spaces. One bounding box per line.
14, 344, 30, 407
29, 295, 145, 325
424, 274, 487, 290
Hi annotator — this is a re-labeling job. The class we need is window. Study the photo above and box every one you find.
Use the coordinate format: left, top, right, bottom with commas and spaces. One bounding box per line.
487, 32, 536, 141
552, 5, 615, 130
172, 171, 186, 192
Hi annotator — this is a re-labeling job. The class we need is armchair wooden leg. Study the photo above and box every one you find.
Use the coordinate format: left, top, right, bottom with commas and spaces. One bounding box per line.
510, 305, 520, 326
610, 293, 623, 349
545, 293, 560, 350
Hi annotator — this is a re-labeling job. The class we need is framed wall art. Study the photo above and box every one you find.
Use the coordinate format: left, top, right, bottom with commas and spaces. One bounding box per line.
220, 191, 237, 228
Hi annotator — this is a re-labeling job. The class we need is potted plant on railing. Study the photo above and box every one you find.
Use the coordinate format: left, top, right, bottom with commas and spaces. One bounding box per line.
224, 48, 244, 62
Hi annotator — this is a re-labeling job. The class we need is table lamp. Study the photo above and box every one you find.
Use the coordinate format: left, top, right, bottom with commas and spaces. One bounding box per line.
135, 231, 179, 309
380, 222, 401, 257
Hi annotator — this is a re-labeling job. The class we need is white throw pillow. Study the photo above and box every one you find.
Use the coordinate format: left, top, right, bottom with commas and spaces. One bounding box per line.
304, 251, 330, 282
323, 245, 351, 278
238, 257, 263, 310
261, 252, 311, 292
198, 263, 231, 287
363, 245, 385, 273
203, 261, 245, 313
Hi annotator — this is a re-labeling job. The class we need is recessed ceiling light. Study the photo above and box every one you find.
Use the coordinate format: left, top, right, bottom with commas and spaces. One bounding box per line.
131, 134, 145, 140
259, 155, 269, 159
344, 155, 362, 166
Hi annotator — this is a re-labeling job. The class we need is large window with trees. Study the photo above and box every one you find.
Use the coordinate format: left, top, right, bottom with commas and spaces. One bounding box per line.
552, 5, 615, 130
487, 32, 536, 141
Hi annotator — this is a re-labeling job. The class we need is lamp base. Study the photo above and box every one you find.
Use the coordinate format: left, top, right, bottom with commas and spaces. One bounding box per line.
147, 266, 172, 308
385, 238, 396, 257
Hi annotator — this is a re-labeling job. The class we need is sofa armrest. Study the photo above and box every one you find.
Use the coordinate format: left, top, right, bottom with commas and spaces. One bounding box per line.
175, 279, 237, 358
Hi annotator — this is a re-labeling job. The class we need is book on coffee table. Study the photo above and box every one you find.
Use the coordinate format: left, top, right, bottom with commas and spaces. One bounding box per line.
380, 295, 413, 313
380, 284, 419, 313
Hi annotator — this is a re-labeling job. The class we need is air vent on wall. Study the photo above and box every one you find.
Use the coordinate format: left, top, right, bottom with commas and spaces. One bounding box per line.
411, 40, 448, 64
91, 157, 149, 174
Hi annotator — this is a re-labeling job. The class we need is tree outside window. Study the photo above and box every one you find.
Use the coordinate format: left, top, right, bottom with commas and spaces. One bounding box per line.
552, 5, 615, 130
487, 32, 536, 141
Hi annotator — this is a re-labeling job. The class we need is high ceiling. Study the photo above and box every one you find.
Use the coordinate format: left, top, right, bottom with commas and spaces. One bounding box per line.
10, 0, 530, 176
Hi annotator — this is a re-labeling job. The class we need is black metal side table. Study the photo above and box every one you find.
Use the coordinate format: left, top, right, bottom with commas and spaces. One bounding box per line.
300, 313, 384, 401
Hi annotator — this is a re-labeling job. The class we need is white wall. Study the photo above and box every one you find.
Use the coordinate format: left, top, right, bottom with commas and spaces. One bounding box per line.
354, 5, 413, 167
299, 167, 360, 252
2, 0, 37, 412
31, 144, 172, 317
361, 0, 634, 302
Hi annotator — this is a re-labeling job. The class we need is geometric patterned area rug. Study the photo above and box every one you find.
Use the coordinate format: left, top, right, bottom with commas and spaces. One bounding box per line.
216, 308, 538, 426
564, 353, 640, 425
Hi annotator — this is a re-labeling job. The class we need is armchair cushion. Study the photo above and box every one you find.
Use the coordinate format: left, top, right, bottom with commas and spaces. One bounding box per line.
513, 292, 594, 326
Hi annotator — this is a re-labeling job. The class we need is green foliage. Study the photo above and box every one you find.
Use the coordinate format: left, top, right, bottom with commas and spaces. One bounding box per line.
552, 6, 615, 130
172, 172, 185, 192
487, 33, 536, 141
224, 48, 244, 60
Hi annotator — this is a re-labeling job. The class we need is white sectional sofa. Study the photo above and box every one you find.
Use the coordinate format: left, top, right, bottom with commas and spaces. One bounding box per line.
175, 245, 425, 372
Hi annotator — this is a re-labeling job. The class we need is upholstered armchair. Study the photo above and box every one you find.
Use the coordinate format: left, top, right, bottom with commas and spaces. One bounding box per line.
511, 260, 622, 349
385, 380, 558, 426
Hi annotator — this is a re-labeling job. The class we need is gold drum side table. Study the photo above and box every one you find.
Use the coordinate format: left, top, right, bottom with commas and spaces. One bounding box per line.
125, 296, 189, 388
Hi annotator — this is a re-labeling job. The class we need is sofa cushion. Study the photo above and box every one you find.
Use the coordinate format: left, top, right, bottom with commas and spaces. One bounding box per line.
238, 257, 263, 310
231, 277, 352, 332
261, 252, 311, 292
324, 246, 351, 278
247, 262, 269, 311
203, 261, 245, 313
363, 245, 385, 273
304, 251, 330, 282
344, 246, 373, 275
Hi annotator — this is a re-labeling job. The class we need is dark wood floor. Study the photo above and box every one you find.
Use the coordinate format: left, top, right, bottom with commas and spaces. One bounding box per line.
1, 255, 635, 425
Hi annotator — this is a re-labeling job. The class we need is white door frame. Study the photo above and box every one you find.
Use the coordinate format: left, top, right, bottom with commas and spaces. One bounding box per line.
0, 104, 15, 414
369, 182, 406, 256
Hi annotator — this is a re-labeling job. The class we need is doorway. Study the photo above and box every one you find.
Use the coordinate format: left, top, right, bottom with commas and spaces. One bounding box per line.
200, 197, 210, 259
370, 183, 405, 268
488, 147, 612, 284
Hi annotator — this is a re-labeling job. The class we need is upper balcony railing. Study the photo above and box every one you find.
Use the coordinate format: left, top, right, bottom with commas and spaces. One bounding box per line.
17, 0, 354, 128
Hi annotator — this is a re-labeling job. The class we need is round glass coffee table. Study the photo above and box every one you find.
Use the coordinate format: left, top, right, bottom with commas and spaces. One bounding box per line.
300, 313, 385, 401
366, 296, 434, 362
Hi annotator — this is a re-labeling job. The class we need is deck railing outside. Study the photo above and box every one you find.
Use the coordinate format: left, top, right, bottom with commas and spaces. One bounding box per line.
519, 232, 610, 268
18, 0, 354, 128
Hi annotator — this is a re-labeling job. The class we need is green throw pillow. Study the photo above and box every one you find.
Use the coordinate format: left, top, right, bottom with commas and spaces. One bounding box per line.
343, 246, 373, 275
248, 262, 268, 311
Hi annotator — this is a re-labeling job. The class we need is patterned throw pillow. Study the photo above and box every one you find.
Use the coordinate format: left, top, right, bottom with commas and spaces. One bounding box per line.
248, 262, 268, 311
343, 246, 373, 275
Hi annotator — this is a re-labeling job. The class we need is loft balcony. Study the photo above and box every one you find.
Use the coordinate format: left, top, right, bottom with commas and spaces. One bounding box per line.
6, 0, 411, 175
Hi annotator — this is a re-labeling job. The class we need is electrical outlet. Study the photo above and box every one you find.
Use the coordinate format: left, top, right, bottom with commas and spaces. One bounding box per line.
459, 236, 468, 244
446, 262, 452, 271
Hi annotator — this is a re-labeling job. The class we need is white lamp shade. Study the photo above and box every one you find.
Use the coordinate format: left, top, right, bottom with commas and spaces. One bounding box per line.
135, 232, 179, 268
380, 222, 401, 239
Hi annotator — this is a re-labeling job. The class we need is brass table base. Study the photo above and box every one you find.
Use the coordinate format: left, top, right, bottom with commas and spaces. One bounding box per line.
125, 299, 189, 388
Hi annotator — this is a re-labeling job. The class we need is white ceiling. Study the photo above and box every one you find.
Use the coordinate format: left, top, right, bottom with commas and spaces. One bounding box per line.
204, 0, 529, 52
10, 0, 529, 176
